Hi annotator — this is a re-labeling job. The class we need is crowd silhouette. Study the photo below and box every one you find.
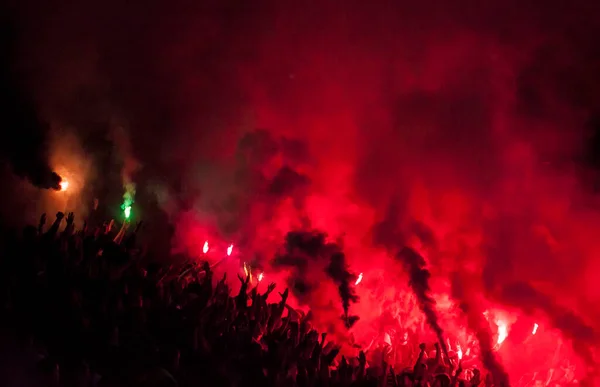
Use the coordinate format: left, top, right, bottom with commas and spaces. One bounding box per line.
0, 210, 579, 386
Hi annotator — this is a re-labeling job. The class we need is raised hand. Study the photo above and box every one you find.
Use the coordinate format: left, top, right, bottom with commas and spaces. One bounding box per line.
56, 212, 65, 220
267, 282, 276, 293
66, 212, 75, 225
278, 288, 289, 302
358, 350, 366, 366
38, 213, 46, 233
323, 346, 340, 365
105, 219, 114, 234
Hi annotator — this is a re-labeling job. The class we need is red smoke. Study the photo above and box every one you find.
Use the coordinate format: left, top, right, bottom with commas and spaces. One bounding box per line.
8, 0, 600, 382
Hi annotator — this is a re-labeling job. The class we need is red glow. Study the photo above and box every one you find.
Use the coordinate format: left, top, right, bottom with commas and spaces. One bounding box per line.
202, 241, 209, 254
71, 3, 600, 383
227, 244, 233, 256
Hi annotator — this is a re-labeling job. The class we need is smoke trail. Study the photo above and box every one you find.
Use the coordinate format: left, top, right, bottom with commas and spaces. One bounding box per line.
451, 274, 510, 386
396, 247, 449, 359
0, 17, 62, 190
272, 230, 360, 328
326, 251, 360, 328
272, 231, 328, 302
110, 125, 140, 216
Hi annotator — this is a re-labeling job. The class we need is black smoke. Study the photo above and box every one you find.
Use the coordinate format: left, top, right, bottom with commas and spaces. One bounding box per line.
326, 251, 360, 329
451, 273, 510, 386
272, 230, 360, 328
396, 247, 449, 359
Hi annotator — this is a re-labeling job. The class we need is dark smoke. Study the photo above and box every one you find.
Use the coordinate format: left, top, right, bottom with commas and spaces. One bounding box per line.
269, 166, 310, 199
397, 247, 449, 359
326, 251, 360, 328
0, 16, 61, 190
451, 274, 510, 386
273, 230, 360, 328
272, 231, 327, 302
229, 130, 311, 243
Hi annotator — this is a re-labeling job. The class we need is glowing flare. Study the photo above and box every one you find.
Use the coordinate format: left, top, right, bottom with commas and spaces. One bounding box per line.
227, 244, 234, 256
496, 319, 508, 345
457, 344, 463, 360
258, 273, 264, 282
124, 206, 131, 219
243, 262, 249, 278
355, 272, 363, 285
532, 323, 539, 335
203, 241, 209, 254
59, 180, 69, 191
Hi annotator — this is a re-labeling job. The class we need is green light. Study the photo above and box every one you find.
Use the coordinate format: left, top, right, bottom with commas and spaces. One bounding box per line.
124, 206, 131, 219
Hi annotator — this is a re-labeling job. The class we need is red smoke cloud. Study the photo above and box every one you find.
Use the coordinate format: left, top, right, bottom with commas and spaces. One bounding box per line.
8, 0, 600, 382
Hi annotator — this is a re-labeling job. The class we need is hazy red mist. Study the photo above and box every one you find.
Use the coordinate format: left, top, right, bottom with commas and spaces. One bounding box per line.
8, 0, 600, 381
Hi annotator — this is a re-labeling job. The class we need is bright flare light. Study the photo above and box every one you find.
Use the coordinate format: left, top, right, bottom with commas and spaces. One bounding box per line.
227, 244, 233, 256
496, 319, 508, 345
124, 206, 131, 219
456, 344, 463, 360
355, 272, 363, 285
258, 273, 264, 282
59, 180, 69, 191
532, 323, 539, 335
203, 241, 209, 254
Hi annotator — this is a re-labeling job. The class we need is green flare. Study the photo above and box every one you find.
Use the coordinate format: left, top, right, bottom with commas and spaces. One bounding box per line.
124, 206, 131, 219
